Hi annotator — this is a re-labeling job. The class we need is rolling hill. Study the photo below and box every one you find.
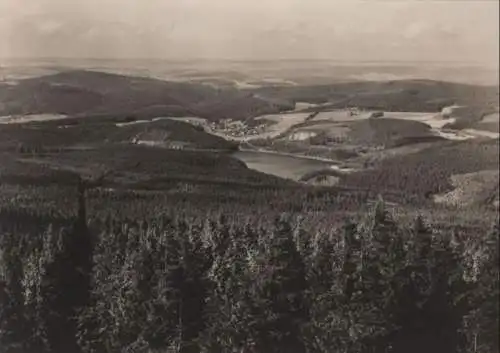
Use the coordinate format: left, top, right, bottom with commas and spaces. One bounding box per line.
299, 118, 445, 148
250, 79, 498, 109
338, 138, 500, 204
0, 117, 237, 152
1, 71, 497, 125
0, 70, 293, 121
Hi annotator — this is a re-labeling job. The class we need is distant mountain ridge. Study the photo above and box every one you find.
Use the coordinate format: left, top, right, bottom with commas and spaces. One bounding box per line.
0, 70, 497, 123
0, 70, 293, 121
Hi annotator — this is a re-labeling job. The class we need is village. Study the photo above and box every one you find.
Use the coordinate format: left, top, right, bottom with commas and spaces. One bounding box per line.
208, 107, 386, 141
209, 119, 269, 138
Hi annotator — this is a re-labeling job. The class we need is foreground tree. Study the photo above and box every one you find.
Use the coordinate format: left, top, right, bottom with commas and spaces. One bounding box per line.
342, 198, 404, 352
248, 217, 309, 353
202, 226, 254, 352
40, 221, 93, 353
462, 219, 499, 353
0, 233, 27, 353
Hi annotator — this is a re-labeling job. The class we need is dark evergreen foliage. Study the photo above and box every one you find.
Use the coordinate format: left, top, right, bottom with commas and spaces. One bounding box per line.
0, 198, 497, 353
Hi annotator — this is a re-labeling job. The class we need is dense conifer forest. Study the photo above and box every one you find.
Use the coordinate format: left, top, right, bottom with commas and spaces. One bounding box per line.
0, 188, 498, 353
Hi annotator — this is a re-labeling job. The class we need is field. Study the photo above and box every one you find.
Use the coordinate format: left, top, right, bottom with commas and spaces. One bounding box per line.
472, 112, 500, 133
0, 113, 70, 124
248, 112, 311, 139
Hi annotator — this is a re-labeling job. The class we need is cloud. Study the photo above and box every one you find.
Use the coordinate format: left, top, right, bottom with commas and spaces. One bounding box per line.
0, 0, 497, 64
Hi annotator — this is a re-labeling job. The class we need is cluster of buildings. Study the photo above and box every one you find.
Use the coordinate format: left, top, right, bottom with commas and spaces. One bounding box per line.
210, 119, 267, 138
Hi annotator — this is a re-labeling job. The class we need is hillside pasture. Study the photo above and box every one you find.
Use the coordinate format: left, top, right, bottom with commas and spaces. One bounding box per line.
286, 117, 442, 148
0, 114, 69, 124
472, 112, 499, 133
380, 111, 454, 129
238, 112, 310, 140
311, 110, 367, 122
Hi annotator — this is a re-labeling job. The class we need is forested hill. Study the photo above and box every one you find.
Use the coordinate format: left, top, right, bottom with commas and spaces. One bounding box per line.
0, 70, 293, 121
1, 70, 497, 121
250, 79, 499, 109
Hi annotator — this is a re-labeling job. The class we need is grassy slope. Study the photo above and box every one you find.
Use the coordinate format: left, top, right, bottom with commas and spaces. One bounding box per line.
343, 118, 441, 147
443, 106, 500, 130
252, 80, 499, 133
470, 113, 500, 133
272, 117, 443, 153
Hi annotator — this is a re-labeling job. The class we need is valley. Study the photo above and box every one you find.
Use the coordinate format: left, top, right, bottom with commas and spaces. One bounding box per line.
0, 69, 498, 203
1, 0, 499, 349
0, 64, 498, 353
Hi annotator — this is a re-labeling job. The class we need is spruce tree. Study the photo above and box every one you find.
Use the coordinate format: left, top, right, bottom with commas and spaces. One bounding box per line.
178, 221, 210, 353
22, 246, 51, 353
0, 233, 27, 353
135, 221, 184, 352
248, 217, 309, 353
41, 222, 93, 353
77, 221, 121, 353
388, 215, 436, 353
33, 176, 94, 352
307, 223, 356, 353
390, 216, 470, 353
350, 198, 402, 352
202, 226, 253, 352
464, 219, 499, 353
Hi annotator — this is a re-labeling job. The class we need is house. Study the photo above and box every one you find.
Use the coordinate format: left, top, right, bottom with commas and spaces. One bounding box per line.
369, 111, 384, 119
348, 107, 360, 116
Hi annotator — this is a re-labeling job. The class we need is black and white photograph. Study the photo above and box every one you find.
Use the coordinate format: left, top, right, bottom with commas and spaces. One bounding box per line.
0, 0, 498, 352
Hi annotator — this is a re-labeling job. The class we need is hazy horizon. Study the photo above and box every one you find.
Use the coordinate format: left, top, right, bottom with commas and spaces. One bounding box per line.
0, 57, 496, 65
0, 0, 498, 67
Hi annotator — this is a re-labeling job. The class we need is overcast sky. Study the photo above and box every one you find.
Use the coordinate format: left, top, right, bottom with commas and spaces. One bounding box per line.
0, 0, 498, 65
